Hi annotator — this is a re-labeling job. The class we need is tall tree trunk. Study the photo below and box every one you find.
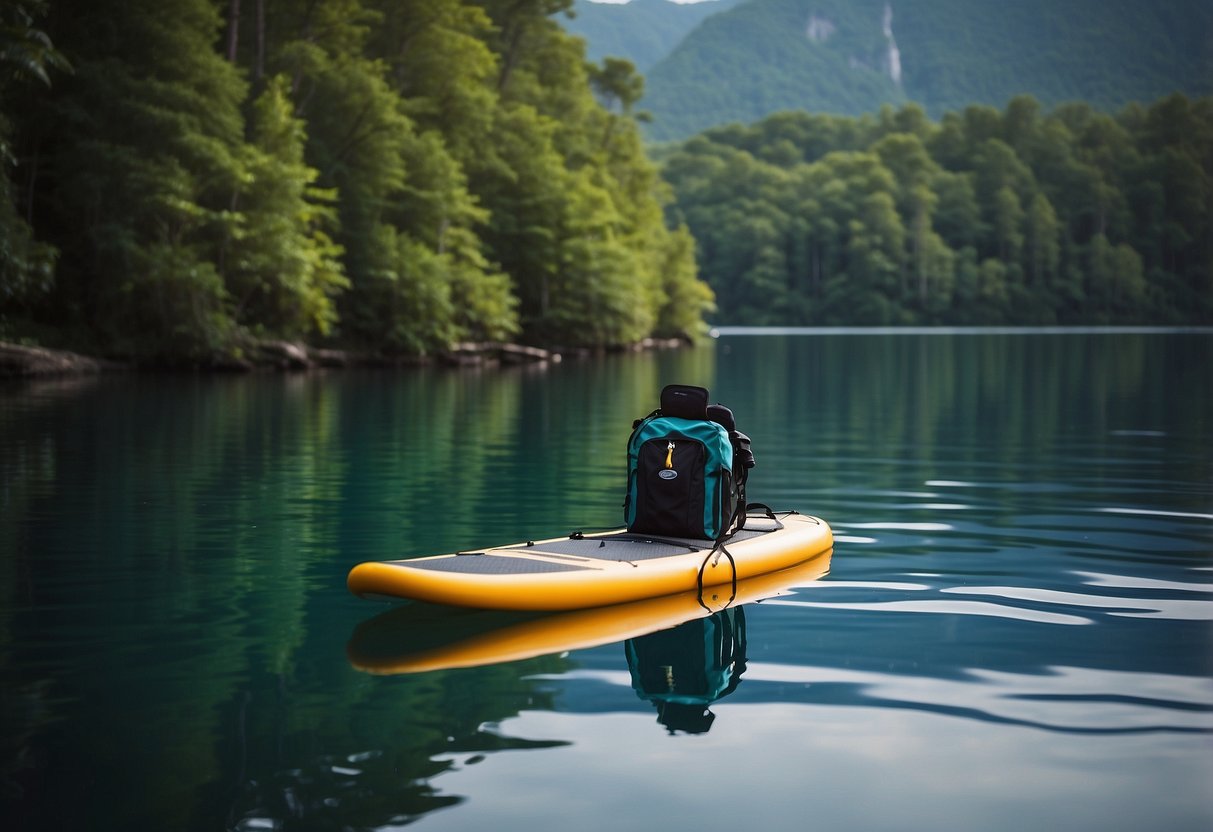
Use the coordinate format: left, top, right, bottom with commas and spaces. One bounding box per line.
255, 0, 265, 82
226, 0, 241, 63
24, 139, 40, 225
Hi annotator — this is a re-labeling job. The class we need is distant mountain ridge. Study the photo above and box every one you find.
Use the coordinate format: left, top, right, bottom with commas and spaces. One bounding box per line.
563, 0, 1213, 141
564, 0, 741, 73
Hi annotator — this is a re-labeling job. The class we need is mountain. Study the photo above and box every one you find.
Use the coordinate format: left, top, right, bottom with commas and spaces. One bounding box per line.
564, 0, 742, 74
573, 0, 1213, 141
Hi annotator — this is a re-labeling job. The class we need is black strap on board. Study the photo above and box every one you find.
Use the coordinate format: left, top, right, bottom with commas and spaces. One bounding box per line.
697, 540, 738, 611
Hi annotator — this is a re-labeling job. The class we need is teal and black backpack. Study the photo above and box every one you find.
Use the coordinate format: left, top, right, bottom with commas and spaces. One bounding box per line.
624, 385, 755, 541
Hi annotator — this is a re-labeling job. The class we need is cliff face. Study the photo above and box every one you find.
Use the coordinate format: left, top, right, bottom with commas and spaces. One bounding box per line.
882, 3, 902, 86
803, 3, 900, 85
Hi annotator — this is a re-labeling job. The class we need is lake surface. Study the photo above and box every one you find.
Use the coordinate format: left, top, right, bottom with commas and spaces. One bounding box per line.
2, 330, 1211, 831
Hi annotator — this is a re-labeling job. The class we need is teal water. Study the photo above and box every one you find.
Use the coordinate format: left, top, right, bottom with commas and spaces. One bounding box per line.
2, 331, 1211, 831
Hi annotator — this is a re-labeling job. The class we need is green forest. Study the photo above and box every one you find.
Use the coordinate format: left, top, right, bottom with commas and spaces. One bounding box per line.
0, 0, 710, 362
662, 96, 1213, 325
1, 1, 1210, 366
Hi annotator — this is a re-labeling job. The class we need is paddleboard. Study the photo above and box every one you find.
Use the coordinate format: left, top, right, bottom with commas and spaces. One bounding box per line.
346, 508, 832, 611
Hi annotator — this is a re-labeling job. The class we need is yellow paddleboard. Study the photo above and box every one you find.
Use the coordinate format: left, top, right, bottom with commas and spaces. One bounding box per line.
347, 509, 832, 611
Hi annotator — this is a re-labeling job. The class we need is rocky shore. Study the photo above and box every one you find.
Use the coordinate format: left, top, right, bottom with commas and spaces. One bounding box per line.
0, 342, 128, 377
0, 336, 689, 378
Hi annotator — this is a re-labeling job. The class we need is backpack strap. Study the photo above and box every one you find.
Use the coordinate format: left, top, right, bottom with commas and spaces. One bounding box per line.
631, 408, 661, 430
696, 539, 737, 611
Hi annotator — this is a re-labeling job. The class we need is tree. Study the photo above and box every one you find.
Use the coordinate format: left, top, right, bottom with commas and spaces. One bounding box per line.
225, 75, 348, 340
992, 185, 1024, 264
0, 0, 65, 336
654, 224, 714, 337
1024, 192, 1060, 298
269, 0, 520, 353
2, 0, 716, 358
476, 0, 574, 94
464, 0, 705, 346
31, 0, 251, 359
365, 0, 499, 161
1088, 233, 1146, 321
588, 56, 645, 116
662, 92, 1212, 326
0, 0, 69, 86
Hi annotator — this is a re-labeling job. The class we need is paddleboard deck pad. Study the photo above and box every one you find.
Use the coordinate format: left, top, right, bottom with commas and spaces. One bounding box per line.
347, 509, 833, 611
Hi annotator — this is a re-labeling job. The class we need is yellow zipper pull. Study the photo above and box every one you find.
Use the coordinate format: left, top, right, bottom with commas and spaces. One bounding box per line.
665, 441, 674, 468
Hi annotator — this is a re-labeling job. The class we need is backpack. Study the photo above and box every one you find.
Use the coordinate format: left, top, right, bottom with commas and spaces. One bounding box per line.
624, 384, 755, 541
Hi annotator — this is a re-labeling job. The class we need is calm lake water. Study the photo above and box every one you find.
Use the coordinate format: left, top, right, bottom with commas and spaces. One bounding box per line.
3, 330, 1211, 831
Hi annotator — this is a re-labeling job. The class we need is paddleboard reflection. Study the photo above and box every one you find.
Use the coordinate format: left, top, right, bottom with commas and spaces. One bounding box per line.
346, 549, 830, 676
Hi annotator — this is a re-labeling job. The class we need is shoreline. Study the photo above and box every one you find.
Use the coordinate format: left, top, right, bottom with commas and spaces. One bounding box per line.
709, 325, 1213, 336
0, 336, 691, 379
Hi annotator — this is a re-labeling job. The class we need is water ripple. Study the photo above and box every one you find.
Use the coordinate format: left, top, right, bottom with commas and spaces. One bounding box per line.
742, 662, 1213, 735
799, 581, 933, 591
544, 664, 1213, 735
775, 570, 1213, 626
845, 522, 954, 531
943, 586, 1213, 621
1075, 571, 1213, 593
765, 598, 1093, 626
1093, 507, 1213, 521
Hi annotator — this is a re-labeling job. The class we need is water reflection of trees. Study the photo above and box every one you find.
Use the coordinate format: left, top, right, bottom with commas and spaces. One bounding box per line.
0, 345, 718, 829
722, 332, 1210, 497
222, 656, 570, 830
226, 603, 753, 827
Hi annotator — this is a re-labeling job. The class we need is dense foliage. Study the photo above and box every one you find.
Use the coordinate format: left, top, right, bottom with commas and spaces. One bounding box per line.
0, 0, 710, 360
661, 96, 1213, 325
634, 0, 1213, 141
